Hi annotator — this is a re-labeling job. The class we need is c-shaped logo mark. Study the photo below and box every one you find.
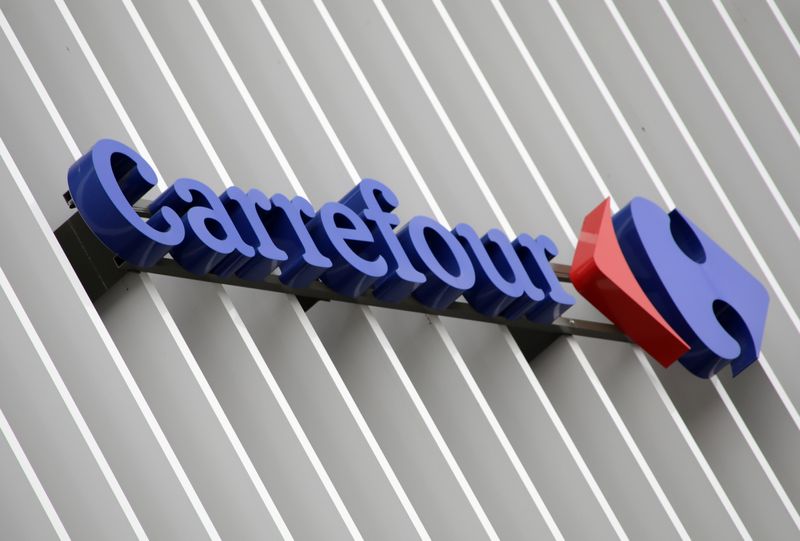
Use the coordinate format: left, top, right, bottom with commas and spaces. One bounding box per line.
571, 198, 769, 379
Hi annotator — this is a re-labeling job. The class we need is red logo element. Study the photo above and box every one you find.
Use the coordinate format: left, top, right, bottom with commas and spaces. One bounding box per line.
570, 199, 689, 367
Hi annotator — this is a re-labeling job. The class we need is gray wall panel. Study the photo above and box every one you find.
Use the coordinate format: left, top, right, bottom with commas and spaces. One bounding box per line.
1, 0, 798, 538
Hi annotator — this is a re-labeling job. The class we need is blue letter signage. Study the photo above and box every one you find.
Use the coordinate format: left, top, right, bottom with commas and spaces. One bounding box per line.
69, 139, 769, 379
69, 139, 573, 321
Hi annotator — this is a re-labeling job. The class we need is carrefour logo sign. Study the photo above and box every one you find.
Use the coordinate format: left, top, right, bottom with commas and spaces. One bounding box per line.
571, 198, 769, 378
68, 139, 768, 379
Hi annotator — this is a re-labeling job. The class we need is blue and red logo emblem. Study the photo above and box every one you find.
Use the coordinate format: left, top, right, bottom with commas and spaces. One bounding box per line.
571, 198, 769, 379
67, 139, 769, 380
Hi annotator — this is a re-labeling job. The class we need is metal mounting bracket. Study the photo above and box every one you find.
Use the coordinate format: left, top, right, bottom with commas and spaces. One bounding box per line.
55, 197, 628, 361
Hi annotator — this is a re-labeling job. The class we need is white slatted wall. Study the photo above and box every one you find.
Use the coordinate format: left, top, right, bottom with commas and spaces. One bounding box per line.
0, 0, 799, 539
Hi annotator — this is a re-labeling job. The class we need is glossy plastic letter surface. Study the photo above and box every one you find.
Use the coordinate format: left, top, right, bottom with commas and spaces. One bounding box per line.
571, 199, 689, 367
613, 197, 768, 378
67, 139, 184, 266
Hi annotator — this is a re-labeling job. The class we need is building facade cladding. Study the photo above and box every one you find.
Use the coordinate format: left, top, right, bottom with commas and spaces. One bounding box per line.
0, 0, 799, 539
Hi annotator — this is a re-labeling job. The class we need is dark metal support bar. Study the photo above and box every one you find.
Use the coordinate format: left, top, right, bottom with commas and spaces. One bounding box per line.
55, 200, 628, 361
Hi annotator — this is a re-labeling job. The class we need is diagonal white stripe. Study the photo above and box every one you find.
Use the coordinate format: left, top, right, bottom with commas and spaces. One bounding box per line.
0, 280, 70, 541
712, 0, 800, 164
605, 0, 800, 444
764, 0, 800, 61
0, 139, 146, 540
421, 0, 693, 537
657, 0, 800, 242
711, 376, 800, 530
51, 0, 167, 191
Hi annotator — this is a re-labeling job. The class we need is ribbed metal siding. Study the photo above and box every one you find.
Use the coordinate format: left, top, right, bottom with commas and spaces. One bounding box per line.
0, 0, 798, 538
